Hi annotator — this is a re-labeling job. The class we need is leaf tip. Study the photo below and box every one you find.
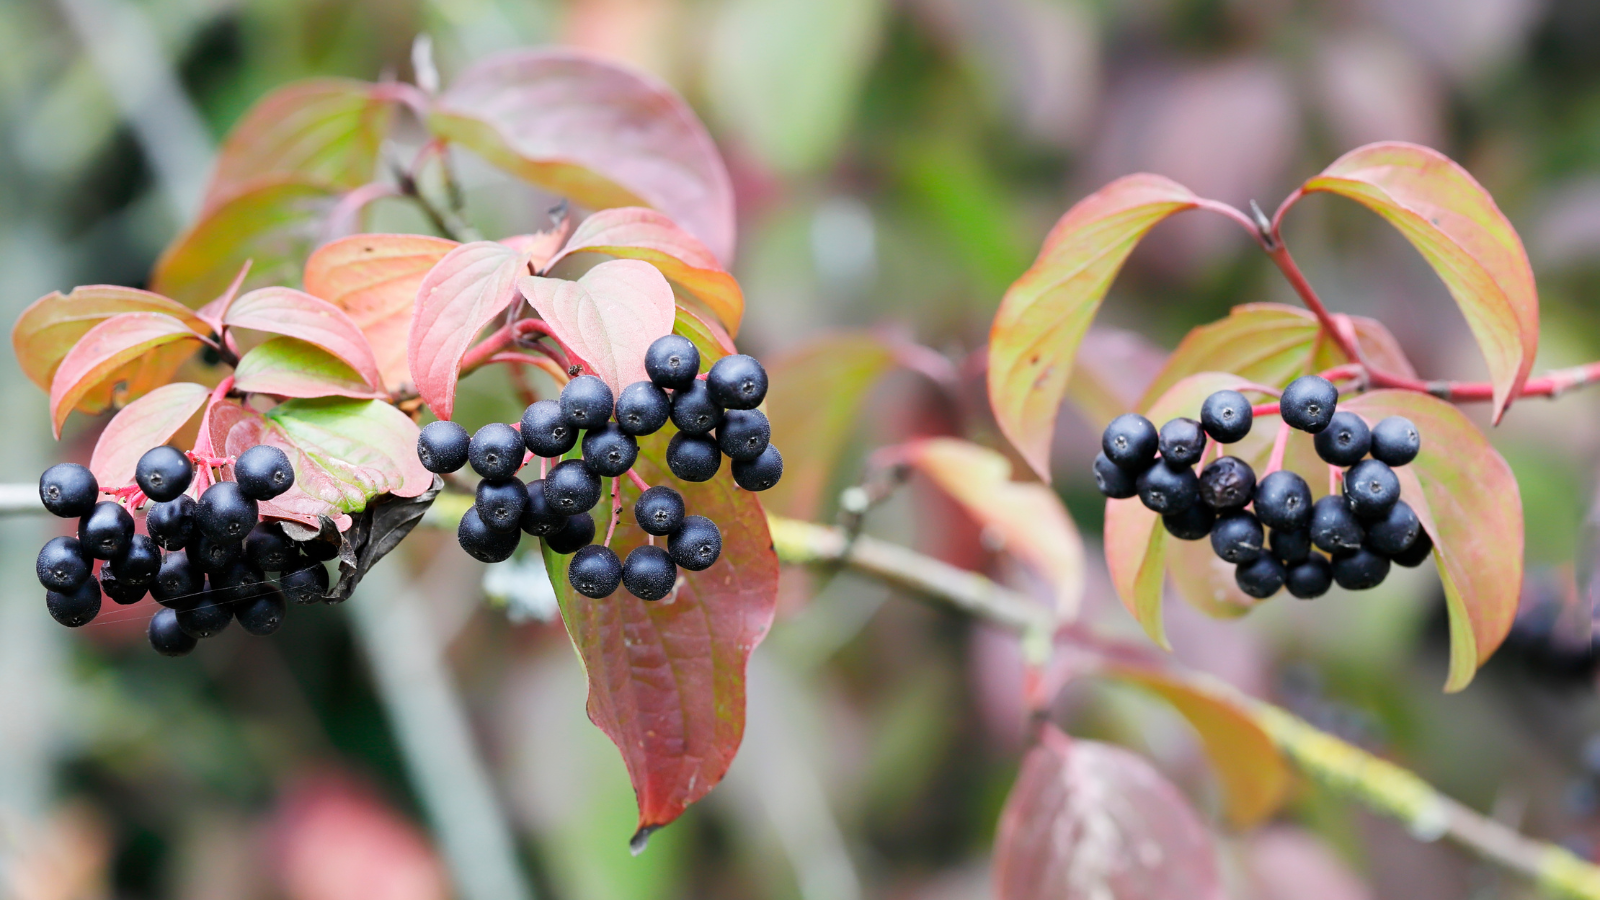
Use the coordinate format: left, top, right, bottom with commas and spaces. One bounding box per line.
629, 824, 659, 856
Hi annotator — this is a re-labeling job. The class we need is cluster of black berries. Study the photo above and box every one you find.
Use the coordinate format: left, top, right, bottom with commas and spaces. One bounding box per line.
35, 444, 329, 657
1093, 374, 1431, 601
417, 335, 782, 601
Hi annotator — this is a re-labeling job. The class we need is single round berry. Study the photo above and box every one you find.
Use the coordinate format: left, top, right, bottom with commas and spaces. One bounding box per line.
645, 335, 701, 391
1331, 547, 1391, 591
615, 382, 672, 437
544, 459, 602, 514
235, 445, 295, 501
1254, 470, 1312, 532
733, 445, 783, 492
521, 400, 578, 458
36, 536, 91, 592
1211, 511, 1265, 564
153, 551, 203, 610
244, 522, 294, 572
582, 423, 639, 477
457, 507, 521, 563
706, 354, 768, 410
100, 567, 147, 605
1391, 529, 1434, 568
1198, 456, 1256, 511
717, 409, 772, 462
1280, 375, 1339, 433
46, 579, 101, 627
1158, 417, 1206, 468
39, 463, 98, 518
635, 486, 686, 536
561, 375, 615, 430
1102, 413, 1159, 470
279, 560, 330, 605
569, 545, 624, 598
78, 501, 134, 559
1343, 459, 1400, 519
149, 607, 198, 656
1200, 390, 1253, 443
1309, 495, 1364, 555
1370, 416, 1421, 467
177, 594, 233, 639
545, 512, 595, 555
668, 515, 722, 571
475, 478, 529, 533
667, 432, 722, 483
418, 421, 471, 474
623, 545, 677, 601
237, 586, 287, 636
188, 534, 242, 573
1235, 555, 1286, 599
1162, 503, 1216, 541
1136, 462, 1198, 515
196, 482, 258, 543
1366, 500, 1421, 557
1286, 554, 1333, 599
1270, 528, 1313, 565
300, 539, 340, 562
670, 379, 724, 435
1313, 412, 1371, 467
147, 495, 196, 550
469, 423, 525, 480
135, 446, 194, 502
520, 479, 567, 536
109, 534, 161, 587
1093, 452, 1139, 499
211, 560, 267, 607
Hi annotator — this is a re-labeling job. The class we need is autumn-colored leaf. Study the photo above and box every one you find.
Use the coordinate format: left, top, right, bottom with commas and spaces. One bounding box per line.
1065, 327, 1167, 433
1343, 391, 1523, 691
234, 337, 387, 400
48, 313, 207, 437
224, 286, 383, 390
303, 233, 459, 393
12, 286, 210, 405
1299, 142, 1538, 421
989, 174, 1200, 481
88, 382, 210, 490
993, 727, 1224, 900
671, 304, 737, 367
519, 259, 677, 395
408, 241, 527, 421
429, 48, 737, 264
498, 220, 573, 272
541, 429, 779, 838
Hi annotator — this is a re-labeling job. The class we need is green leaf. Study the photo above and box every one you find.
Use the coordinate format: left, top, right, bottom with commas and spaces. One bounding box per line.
88, 382, 209, 489
234, 337, 386, 399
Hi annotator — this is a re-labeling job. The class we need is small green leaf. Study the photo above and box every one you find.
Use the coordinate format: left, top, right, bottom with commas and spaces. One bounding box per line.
234, 337, 386, 399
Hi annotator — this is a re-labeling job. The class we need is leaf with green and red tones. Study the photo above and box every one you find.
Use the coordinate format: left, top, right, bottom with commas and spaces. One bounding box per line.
989, 174, 1201, 481
671, 304, 737, 367
151, 177, 340, 308
1342, 391, 1522, 691
47, 312, 208, 437
12, 285, 210, 396
498, 222, 573, 272
224, 287, 383, 390
429, 49, 737, 264
904, 437, 1083, 618
541, 430, 778, 842
89, 382, 210, 489
519, 259, 677, 394
303, 234, 460, 393
234, 337, 387, 400
547, 208, 745, 335
408, 241, 528, 421
202, 79, 396, 210
1297, 142, 1539, 422
993, 727, 1224, 900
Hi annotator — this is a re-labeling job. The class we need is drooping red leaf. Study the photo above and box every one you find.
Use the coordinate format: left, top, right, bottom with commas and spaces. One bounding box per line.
993, 727, 1224, 900
409, 241, 528, 420
429, 49, 737, 264
519, 259, 677, 394
541, 430, 778, 840
303, 234, 459, 393
89, 382, 210, 490
47, 312, 207, 437
224, 287, 383, 390
234, 337, 387, 400
12, 285, 209, 395
989, 174, 1200, 481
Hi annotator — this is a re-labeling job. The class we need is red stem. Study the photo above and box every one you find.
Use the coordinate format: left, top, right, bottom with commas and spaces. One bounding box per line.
1328, 464, 1342, 496
1265, 419, 1292, 476
625, 469, 650, 493
603, 478, 621, 547
1252, 402, 1281, 418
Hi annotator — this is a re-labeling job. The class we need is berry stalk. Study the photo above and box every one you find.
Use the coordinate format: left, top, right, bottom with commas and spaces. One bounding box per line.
1265, 419, 1292, 476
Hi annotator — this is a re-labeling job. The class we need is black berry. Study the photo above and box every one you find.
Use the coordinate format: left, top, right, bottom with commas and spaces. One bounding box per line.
211, 560, 266, 607
1314, 412, 1371, 467
100, 567, 147, 605
1366, 500, 1421, 557
147, 495, 196, 550
1270, 528, 1313, 565
1280, 375, 1338, 433
109, 534, 161, 587
1200, 390, 1253, 443
521, 400, 578, 458
1254, 470, 1312, 531
623, 545, 677, 601
177, 594, 233, 639
544, 459, 602, 514
237, 586, 287, 636
670, 379, 724, 435
568, 545, 624, 598
561, 375, 614, 429
645, 335, 701, 391
153, 551, 202, 609
235, 445, 295, 500
1285, 554, 1333, 599
244, 522, 294, 572
1392, 529, 1433, 567
458, 507, 521, 563
706, 354, 768, 410
1102, 413, 1159, 470
615, 381, 671, 437
732, 445, 783, 491
520, 479, 567, 536
148, 607, 198, 656
545, 512, 595, 554
1093, 452, 1140, 499
39, 463, 98, 518
469, 423, 525, 480
1136, 462, 1198, 515
300, 539, 340, 562
1162, 503, 1215, 541
1331, 547, 1391, 591
635, 486, 686, 536
135, 446, 194, 502
1199, 456, 1256, 510
476, 478, 529, 533
78, 501, 134, 559
667, 432, 722, 483
668, 515, 722, 571
1370, 416, 1421, 467
717, 409, 772, 462
1158, 417, 1207, 468
196, 482, 258, 543
279, 560, 330, 605
582, 422, 639, 477
1309, 495, 1364, 555
1211, 511, 1264, 564
188, 534, 242, 573
1235, 555, 1286, 599
36, 536, 91, 592
46, 579, 101, 627
418, 420, 471, 473
1343, 459, 1400, 519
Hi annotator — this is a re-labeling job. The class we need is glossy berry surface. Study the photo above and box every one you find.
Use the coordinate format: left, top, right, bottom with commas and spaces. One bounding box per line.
1093, 452, 1138, 499
1392, 529, 1434, 568
615, 381, 672, 437
100, 568, 147, 605
670, 379, 724, 435
520, 400, 578, 458
1370, 416, 1421, 467
645, 334, 701, 391
234, 445, 295, 500
475, 478, 529, 533
78, 500, 134, 559
1136, 462, 1198, 515
244, 522, 294, 572
1313, 412, 1371, 467
469, 423, 525, 480
147, 496, 196, 550
135, 446, 194, 502
1343, 459, 1400, 518
153, 551, 202, 609
1162, 503, 1215, 541
520, 480, 567, 536
280, 561, 330, 605
1270, 528, 1312, 564
1280, 375, 1339, 433
1366, 500, 1421, 556
1102, 413, 1159, 470
457, 507, 521, 563
635, 486, 686, 536
732, 445, 783, 492
109, 534, 161, 586
569, 545, 624, 598
544, 459, 602, 514
1198, 456, 1256, 511
237, 588, 287, 636
1200, 390, 1253, 443
668, 515, 722, 571
1157, 417, 1206, 468
623, 545, 677, 601
1286, 554, 1333, 599
561, 375, 614, 430
1211, 511, 1265, 564
1309, 495, 1364, 555
1235, 555, 1286, 599
545, 512, 595, 555
39, 463, 98, 518
717, 409, 772, 462
36, 536, 90, 592
582, 423, 639, 477
418, 420, 471, 473
667, 433, 722, 483
1331, 547, 1391, 590
148, 607, 198, 656
1254, 470, 1312, 531
211, 560, 266, 607
188, 534, 241, 573
196, 482, 258, 543
177, 595, 233, 639
706, 354, 769, 410
46, 579, 101, 627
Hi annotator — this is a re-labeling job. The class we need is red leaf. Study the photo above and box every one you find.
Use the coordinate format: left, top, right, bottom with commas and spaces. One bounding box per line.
12, 285, 209, 395
224, 287, 383, 391
47, 313, 206, 437
409, 241, 528, 420
519, 259, 677, 395
430, 49, 737, 264
234, 337, 387, 400
89, 382, 209, 490
994, 728, 1224, 900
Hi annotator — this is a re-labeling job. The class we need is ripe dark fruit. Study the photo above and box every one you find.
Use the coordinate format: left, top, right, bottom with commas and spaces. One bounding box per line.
1198, 456, 1256, 511
244, 522, 294, 572
623, 545, 677, 601
39, 463, 98, 518
1286, 554, 1333, 599
280, 561, 330, 605
1366, 500, 1421, 556
545, 512, 596, 555
100, 567, 147, 605
1211, 511, 1265, 564
475, 479, 529, 533
197, 482, 258, 543
458, 507, 521, 563
147, 496, 196, 550
153, 551, 202, 610
469, 423, 525, 480
581, 423, 640, 477
1093, 452, 1139, 499
300, 539, 340, 562
1162, 503, 1215, 541
1371, 416, 1421, 467
561, 375, 615, 429
149, 608, 198, 657
177, 594, 233, 639
1309, 496, 1364, 555
732, 445, 783, 492
37, 536, 90, 592
1200, 390, 1253, 443
544, 459, 602, 514
1158, 417, 1206, 468
135, 446, 194, 502
46, 579, 101, 627
1270, 528, 1313, 565
418, 420, 472, 473
235, 445, 295, 500
706, 354, 769, 410
1236, 555, 1286, 599
667, 432, 722, 483
520, 480, 567, 536
237, 587, 287, 636
615, 382, 672, 437
717, 409, 772, 462
569, 545, 624, 598
78, 501, 134, 559
1313, 412, 1371, 467
521, 400, 578, 458
670, 379, 724, 435
188, 534, 241, 573
1343, 459, 1400, 519
110, 534, 161, 587
1331, 547, 1391, 591
1280, 375, 1339, 433
668, 515, 722, 571
1136, 461, 1198, 515
1392, 529, 1434, 568
1254, 470, 1313, 531
211, 560, 266, 606
1102, 414, 1159, 470
645, 334, 701, 391
635, 486, 686, 536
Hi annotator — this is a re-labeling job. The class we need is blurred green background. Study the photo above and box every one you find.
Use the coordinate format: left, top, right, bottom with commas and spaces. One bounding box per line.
3, 0, 1600, 898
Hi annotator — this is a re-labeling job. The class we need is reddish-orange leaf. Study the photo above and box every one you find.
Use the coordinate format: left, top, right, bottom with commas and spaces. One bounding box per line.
12, 285, 208, 395
89, 382, 210, 490
224, 287, 383, 390
48, 312, 206, 437
409, 241, 528, 420
519, 259, 677, 395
